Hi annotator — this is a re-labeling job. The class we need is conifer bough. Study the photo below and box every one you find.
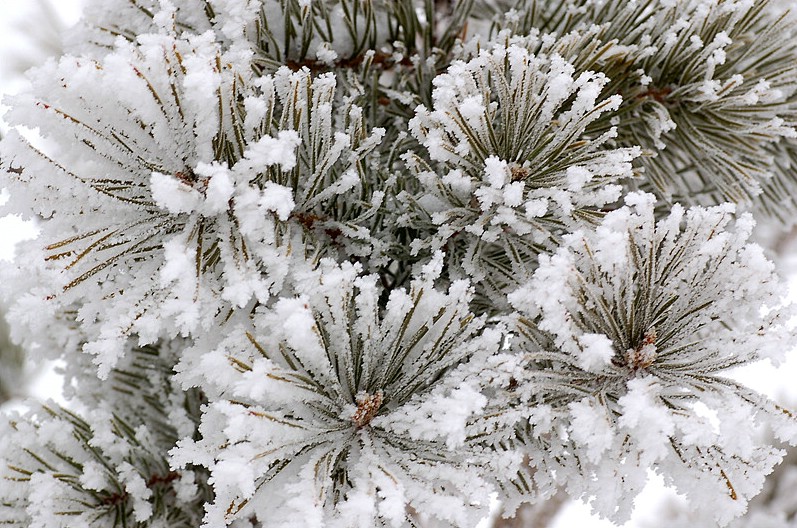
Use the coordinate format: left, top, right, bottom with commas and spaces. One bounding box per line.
2, 0, 797, 527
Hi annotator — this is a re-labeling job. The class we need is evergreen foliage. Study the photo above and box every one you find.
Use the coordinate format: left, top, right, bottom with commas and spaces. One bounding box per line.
2, 0, 797, 527
0, 309, 24, 404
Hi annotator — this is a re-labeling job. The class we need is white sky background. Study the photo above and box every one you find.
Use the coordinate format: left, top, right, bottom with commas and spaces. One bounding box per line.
1, 2, 797, 527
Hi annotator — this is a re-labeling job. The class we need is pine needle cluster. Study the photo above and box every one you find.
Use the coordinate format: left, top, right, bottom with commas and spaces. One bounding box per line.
2, 1, 797, 527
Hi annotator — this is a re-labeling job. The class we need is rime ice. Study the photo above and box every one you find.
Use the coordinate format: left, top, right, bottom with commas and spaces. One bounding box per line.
1, 1, 797, 527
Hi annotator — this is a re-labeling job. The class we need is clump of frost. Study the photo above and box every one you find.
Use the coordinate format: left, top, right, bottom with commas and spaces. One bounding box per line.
0, 33, 383, 377
506, 192, 797, 525
171, 259, 508, 528
0, 404, 205, 528
405, 40, 639, 294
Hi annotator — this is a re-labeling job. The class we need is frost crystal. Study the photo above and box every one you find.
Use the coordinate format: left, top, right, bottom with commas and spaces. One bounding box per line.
508, 192, 796, 524
406, 41, 639, 301
0, 403, 205, 528
1, 33, 383, 376
2, 1, 797, 527
171, 261, 505, 527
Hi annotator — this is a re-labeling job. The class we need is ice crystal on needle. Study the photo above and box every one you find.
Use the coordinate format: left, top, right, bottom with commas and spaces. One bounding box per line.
488, 0, 797, 215
1, 29, 383, 376
0, 402, 206, 528
2, 1, 797, 527
508, 192, 797, 524
1, 33, 292, 375
171, 259, 506, 527
406, 41, 639, 301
